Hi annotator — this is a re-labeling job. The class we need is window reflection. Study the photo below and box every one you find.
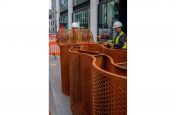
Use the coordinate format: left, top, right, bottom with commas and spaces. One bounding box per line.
98, 1, 119, 40
60, 0, 68, 12
73, 9, 90, 29
73, 0, 89, 6
60, 14, 68, 30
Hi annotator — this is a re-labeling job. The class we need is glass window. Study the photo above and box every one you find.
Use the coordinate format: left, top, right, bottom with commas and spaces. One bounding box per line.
60, 0, 68, 12
60, 14, 68, 30
49, 15, 52, 19
73, 0, 89, 6
73, 9, 90, 29
98, 1, 119, 40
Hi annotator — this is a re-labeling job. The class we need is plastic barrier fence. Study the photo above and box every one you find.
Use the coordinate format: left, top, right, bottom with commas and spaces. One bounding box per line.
49, 42, 60, 55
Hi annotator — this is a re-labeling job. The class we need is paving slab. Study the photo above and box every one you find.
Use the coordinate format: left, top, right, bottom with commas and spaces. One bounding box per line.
49, 56, 72, 115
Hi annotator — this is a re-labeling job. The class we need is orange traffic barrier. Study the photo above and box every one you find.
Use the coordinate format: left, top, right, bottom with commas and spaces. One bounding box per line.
49, 42, 60, 55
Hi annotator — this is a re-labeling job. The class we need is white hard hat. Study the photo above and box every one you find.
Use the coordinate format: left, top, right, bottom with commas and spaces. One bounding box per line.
72, 22, 79, 28
113, 21, 123, 29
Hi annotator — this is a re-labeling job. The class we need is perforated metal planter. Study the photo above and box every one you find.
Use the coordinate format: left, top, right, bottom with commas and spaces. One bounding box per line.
117, 62, 127, 69
79, 43, 127, 64
79, 43, 104, 53
60, 44, 72, 96
69, 46, 83, 115
79, 51, 99, 115
92, 54, 127, 115
102, 45, 127, 64
69, 46, 99, 115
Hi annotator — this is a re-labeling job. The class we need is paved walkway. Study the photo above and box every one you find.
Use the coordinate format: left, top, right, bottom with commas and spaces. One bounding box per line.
49, 56, 72, 115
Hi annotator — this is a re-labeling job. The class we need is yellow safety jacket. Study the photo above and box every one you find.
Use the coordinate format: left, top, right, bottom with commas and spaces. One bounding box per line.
112, 31, 127, 49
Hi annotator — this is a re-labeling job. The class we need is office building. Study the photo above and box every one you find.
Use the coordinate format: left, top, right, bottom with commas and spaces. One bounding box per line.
52, 0, 127, 41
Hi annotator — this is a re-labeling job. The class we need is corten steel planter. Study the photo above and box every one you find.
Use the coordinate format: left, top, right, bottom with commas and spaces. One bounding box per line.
57, 35, 95, 96
68, 46, 87, 115
79, 43, 104, 53
56, 28, 95, 97
80, 43, 127, 64
60, 44, 72, 96
69, 46, 99, 115
117, 62, 127, 69
92, 54, 127, 115
79, 51, 100, 115
69, 46, 83, 115
102, 44, 127, 64
69, 45, 127, 115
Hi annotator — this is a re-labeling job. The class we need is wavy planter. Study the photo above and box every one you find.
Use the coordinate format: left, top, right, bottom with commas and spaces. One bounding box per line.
92, 54, 127, 115
102, 44, 127, 64
69, 46, 99, 115
60, 44, 72, 96
69, 45, 127, 115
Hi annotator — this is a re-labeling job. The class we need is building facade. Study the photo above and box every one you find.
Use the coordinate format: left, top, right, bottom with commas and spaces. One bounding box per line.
52, 0, 127, 41
49, 0, 58, 34
49, 9, 56, 34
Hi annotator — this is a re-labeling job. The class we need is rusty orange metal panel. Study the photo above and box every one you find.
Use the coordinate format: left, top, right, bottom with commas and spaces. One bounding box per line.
80, 53, 97, 115
60, 44, 72, 96
68, 46, 84, 115
79, 43, 127, 64
117, 62, 127, 69
80, 44, 104, 53
102, 45, 127, 64
69, 46, 100, 115
68, 44, 127, 115
92, 54, 127, 115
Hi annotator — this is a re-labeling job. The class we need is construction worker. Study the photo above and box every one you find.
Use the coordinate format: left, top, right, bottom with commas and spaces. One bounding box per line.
68, 22, 82, 44
108, 21, 127, 49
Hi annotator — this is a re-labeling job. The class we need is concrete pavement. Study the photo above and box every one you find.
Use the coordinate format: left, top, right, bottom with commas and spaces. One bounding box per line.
49, 56, 72, 115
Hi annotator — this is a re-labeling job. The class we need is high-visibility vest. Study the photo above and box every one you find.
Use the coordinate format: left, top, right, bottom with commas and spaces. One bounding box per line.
112, 31, 127, 49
